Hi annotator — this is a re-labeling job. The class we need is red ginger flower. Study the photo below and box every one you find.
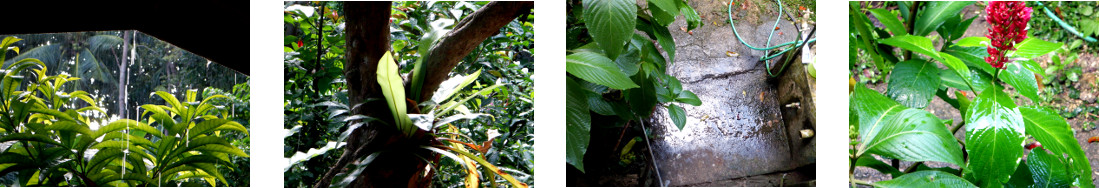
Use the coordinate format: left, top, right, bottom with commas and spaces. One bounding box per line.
985, 1, 1032, 69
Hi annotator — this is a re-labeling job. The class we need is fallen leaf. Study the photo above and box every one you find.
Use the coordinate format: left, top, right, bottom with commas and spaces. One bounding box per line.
725, 51, 739, 57
779, 32, 783, 35
760, 91, 765, 102
774, 26, 780, 30
680, 27, 688, 32
1035, 74, 1044, 92
799, 6, 805, 11
688, 31, 693, 35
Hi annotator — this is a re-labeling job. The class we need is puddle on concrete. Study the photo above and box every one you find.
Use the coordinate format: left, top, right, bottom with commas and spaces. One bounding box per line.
644, 5, 814, 186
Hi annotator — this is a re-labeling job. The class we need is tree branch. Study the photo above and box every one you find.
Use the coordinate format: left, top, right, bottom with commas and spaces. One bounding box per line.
415, 1, 533, 101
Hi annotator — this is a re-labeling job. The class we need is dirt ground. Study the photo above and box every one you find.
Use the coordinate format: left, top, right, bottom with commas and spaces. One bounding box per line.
853, 3, 1099, 186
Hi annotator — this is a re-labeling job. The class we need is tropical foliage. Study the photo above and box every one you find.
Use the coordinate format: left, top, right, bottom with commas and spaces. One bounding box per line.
283, 1, 534, 187
564, 0, 702, 173
849, 2, 1093, 187
0, 36, 250, 186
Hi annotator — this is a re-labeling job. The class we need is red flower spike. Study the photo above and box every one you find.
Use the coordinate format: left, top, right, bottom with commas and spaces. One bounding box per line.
985, 1, 1033, 69
297, 40, 303, 48
1089, 136, 1099, 143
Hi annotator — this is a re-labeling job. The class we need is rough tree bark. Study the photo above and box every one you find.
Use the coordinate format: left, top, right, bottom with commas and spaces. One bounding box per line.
314, 2, 533, 188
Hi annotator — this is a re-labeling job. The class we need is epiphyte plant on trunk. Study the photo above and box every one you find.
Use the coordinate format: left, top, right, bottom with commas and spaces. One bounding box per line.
565, 0, 703, 173
295, 2, 536, 188
849, 2, 1093, 187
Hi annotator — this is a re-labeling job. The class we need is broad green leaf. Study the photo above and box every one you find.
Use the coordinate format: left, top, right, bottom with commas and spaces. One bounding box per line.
586, 90, 616, 116
566, 52, 640, 90
0, 133, 63, 146
679, 0, 701, 30
666, 104, 686, 130
943, 46, 994, 75
1012, 38, 1062, 59
1016, 59, 1044, 78
879, 35, 940, 60
93, 119, 163, 139
41, 121, 92, 136
955, 37, 991, 48
943, 15, 976, 41
998, 62, 1040, 102
627, 73, 657, 116
876, 171, 977, 188
566, 77, 591, 173
850, 4, 888, 72
851, 85, 963, 165
965, 88, 1025, 187
886, 60, 941, 109
647, 0, 679, 26
377, 51, 414, 136
940, 69, 991, 93
653, 23, 676, 63
1020, 106, 1094, 188
583, 0, 636, 59
869, 9, 906, 34
189, 119, 248, 139
615, 46, 641, 76
1007, 160, 1035, 188
430, 69, 482, 104
938, 53, 972, 90
676, 90, 701, 106
1026, 148, 1074, 188
913, 1, 973, 36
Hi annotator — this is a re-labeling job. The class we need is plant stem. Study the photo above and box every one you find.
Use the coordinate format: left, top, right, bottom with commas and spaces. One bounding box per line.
903, 2, 919, 61
851, 176, 877, 187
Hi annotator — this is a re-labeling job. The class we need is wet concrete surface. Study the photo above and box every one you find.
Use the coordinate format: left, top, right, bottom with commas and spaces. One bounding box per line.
644, 1, 814, 185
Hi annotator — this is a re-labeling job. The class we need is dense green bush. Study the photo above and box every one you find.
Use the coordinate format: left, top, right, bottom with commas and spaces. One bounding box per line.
0, 37, 249, 186
849, 2, 1093, 187
564, 0, 702, 173
283, 2, 533, 187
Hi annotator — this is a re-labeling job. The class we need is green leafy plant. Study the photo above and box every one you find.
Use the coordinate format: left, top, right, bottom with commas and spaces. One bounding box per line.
849, 2, 1093, 187
565, 0, 703, 173
0, 36, 249, 186
284, 2, 534, 187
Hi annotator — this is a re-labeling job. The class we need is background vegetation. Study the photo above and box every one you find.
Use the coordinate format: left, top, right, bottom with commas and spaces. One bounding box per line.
283, 2, 534, 187
0, 32, 250, 186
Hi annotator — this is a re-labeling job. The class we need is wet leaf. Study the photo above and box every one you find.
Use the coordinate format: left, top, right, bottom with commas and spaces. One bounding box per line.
667, 104, 686, 130
851, 85, 963, 165
583, 0, 635, 59
913, 1, 972, 36
876, 171, 976, 188
965, 88, 1025, 187
1012, 38, 1062, 59
566, 77, 591, 173
1020, 106, 1094, 188
886, 60, 940, 109
999, 62, 1040, 102
566, 52, 639, 90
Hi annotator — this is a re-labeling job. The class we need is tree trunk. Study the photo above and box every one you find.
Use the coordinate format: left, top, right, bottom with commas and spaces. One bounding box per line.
118, 31, 130, 118
314, 2, 533, 187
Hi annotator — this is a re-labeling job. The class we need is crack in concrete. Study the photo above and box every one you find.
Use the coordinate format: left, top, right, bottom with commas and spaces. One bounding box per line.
682, 68, 761, 84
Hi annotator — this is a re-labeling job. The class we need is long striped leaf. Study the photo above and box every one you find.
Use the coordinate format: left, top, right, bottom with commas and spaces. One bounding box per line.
376, 51, 414, 136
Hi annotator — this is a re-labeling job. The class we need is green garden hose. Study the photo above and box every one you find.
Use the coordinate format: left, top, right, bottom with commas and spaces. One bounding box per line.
1035, 1, 1098, 43
727, 0, 816, 77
